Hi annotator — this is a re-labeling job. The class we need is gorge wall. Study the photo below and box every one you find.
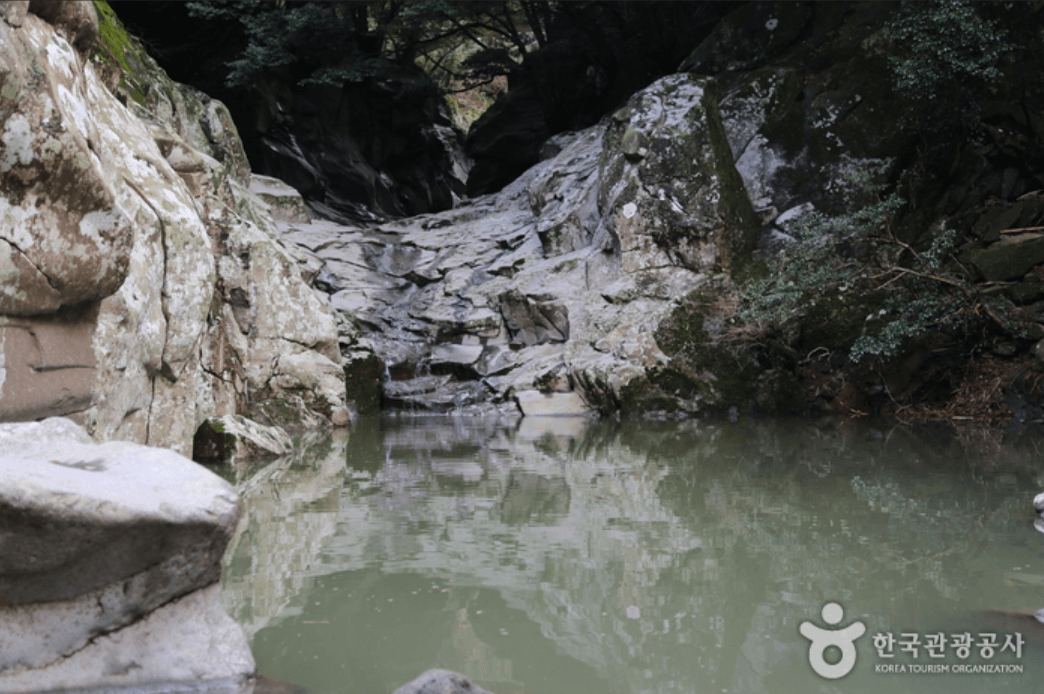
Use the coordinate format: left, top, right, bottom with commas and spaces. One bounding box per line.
0, 0, 348, 455
6, 1, 1044, 427
270, 2, 1044, 421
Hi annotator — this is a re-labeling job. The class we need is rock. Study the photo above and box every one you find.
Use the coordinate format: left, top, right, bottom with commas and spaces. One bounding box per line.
430, 343, 485, 366
499, 289, 569, 346
679, 2, 811, 75
283, 72, 787, 418
193, 414, 292, 462
250, 174, 310, 223
0, 8, 133, 316
965, 237, 1044, 282
465, 82, 549, 197
26, 0, 97, 52
389, 669, 495, 694
515, 390, 593, 416
0, 304, 99, 422
246, 70, 469, 224
0, 584, 254, 694
599, 74, 760, 277
0, 6, 346, 451
0, 418, 253, 691
1034, 491, 1044, 513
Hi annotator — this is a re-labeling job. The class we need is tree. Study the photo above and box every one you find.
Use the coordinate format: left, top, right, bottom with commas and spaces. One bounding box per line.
184, 0, 561, 92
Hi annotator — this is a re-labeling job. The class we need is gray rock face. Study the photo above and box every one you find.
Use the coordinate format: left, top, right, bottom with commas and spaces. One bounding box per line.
0, 417, 253, 692
0, 3, 347, 453
389, 669, 494, 694
193, 414, 293, 462
275, 73, 771, 416
246, 71, 470, 225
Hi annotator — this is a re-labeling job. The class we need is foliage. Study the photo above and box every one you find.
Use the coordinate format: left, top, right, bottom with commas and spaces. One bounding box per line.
186, 1, 394, 88
739, 161, 1021, 363
184, 1, 558, 92
887, 1, 1013, 129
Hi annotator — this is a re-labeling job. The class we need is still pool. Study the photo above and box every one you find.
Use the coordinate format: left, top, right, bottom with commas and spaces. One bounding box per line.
221, 416, 1044, 694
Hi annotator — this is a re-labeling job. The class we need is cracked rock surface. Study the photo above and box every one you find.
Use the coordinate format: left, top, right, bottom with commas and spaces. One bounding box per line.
0, 2, 347, 452
0, 417, 254, 692
276, 74, 758, 416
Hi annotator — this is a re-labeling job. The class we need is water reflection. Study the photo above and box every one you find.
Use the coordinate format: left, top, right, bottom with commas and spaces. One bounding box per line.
222, 417, 1044, 694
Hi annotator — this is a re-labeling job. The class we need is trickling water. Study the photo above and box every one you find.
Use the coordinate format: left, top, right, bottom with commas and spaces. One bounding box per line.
222, 417, 1044, 694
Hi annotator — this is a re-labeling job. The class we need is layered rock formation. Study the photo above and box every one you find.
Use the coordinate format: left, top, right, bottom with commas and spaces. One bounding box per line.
262, 2, 1044, 419
0, 417, 254, 693
0, 1, 347, 455
275, 73, 782, 416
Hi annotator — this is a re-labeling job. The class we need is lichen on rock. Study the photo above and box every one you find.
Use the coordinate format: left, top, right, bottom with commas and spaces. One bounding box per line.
0, 0, 347, 454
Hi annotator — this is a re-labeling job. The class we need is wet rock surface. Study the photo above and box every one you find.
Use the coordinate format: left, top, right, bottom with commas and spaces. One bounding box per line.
389, 669, 494, 694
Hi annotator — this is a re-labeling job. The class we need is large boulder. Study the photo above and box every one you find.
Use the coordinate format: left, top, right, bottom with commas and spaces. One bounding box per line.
0, 417, 254, 693
599, 74, 760, 277
0, 2, 347, 453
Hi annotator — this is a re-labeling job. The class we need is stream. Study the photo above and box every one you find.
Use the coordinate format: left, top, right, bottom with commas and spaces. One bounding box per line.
221, 416, 1044, 694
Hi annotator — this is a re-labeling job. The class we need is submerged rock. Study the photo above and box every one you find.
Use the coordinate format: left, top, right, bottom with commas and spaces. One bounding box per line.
0, 417, 253, 693
389, 670, 494, 694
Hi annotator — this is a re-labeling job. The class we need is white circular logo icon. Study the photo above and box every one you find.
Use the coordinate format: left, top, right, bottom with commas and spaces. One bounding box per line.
800, 602, 866, 679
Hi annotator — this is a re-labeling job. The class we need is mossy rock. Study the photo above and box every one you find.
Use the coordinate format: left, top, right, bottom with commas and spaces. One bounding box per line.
964, 237, 1044, 282
798, 290, 886, 353
91, 1, 149, 106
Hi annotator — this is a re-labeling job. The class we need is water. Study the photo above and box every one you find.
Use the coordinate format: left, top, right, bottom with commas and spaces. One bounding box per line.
221, 416, 1044, 694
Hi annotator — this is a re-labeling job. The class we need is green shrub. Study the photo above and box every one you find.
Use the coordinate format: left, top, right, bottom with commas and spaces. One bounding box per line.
887, 1, 1013, 131
739, 161, 1021, 362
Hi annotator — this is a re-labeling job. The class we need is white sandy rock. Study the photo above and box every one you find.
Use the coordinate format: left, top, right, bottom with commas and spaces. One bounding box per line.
0, 418, 252, 690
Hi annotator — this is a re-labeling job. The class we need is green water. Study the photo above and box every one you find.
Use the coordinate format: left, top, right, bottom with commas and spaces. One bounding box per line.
221, 416, 1044, 694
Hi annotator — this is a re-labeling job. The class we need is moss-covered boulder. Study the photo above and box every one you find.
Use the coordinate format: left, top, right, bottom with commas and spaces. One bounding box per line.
599, 74, 760, 279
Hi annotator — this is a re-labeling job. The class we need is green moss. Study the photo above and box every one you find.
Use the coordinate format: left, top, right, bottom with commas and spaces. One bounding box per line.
91, 1, 148, 106
703, 81, 761, 281
640, 290, 761, 414
619, 376, 681, 414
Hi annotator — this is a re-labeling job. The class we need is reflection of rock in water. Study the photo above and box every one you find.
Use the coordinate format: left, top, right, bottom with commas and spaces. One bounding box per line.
437, 594, 519, 689
977, 610, 1044, 645
497, 472, 571, 525
225, 418, 1044, 694
222, 432, 351, 637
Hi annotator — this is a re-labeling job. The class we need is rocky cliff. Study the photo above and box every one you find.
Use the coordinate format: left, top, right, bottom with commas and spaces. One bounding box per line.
276, 72, 777, 417
286, 2, 1044, 421
0, 0, 348, 455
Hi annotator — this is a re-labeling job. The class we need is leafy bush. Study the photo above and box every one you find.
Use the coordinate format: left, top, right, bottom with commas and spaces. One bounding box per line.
739, 161, 1021, 362
887, 1, 1013, 131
